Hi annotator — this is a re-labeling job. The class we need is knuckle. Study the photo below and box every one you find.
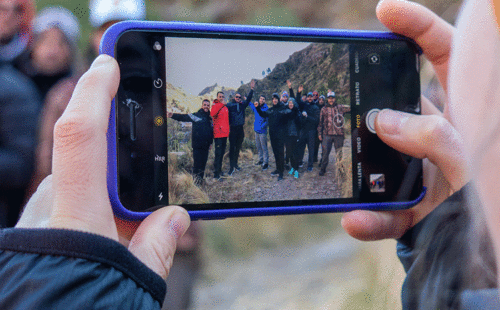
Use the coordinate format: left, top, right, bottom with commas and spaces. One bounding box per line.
53, 113, 96, 149
420, 115, 450, 141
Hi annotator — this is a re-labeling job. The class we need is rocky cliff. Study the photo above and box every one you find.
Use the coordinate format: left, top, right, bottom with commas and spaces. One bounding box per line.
237, 42, 350, 105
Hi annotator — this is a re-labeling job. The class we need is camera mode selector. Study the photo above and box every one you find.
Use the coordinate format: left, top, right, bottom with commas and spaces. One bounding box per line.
366, 108, 380, 134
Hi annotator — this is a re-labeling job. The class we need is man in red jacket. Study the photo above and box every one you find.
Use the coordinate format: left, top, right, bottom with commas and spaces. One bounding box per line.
210, 91, 230, 180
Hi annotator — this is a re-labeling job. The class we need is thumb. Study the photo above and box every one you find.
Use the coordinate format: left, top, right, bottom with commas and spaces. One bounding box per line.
128, 206, 191, 280
375, 109, 467, 191
341, 209, 413, 241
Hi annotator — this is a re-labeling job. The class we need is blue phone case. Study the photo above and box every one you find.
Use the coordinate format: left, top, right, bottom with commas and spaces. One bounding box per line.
100, 20, 425, 221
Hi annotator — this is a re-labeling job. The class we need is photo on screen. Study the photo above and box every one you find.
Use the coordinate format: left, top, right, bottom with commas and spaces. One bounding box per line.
165, 36, 352, 206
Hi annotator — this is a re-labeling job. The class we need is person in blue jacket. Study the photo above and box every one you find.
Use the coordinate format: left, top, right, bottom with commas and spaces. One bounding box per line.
249, 94, 269, 170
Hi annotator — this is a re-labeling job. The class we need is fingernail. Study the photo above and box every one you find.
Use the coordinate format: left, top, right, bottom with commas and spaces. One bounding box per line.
376, 109, 409, 135
168, 208, 191, 241
91, 54, 111, 68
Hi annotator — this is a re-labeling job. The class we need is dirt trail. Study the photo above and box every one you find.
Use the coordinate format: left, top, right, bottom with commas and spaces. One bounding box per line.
203, 146, 347, 204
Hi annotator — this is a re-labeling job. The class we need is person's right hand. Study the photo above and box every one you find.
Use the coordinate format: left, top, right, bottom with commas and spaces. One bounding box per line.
341, 0, 468, 241
286, 80, 292, 88
298, 85, 304, 93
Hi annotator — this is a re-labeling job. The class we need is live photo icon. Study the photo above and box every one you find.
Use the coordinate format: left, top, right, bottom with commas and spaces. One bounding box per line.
368, 53, 380, 65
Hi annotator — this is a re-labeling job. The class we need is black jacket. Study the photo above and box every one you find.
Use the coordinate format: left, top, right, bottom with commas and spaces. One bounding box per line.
171, 109, 213, 149
0, 228, 165, 309
226, 90, 254, 127
256, 102, 292, 137
301, 102, 320, 132
285, 104, 301, 137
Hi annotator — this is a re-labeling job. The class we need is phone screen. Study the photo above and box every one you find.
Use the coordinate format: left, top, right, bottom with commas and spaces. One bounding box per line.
115, 29, 422, 213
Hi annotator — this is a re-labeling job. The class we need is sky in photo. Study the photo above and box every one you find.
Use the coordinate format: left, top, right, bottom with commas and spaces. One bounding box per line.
165, 36, 310, 95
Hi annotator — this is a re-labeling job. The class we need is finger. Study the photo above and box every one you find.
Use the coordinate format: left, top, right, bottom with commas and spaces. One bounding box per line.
375, 109, 467, 191
421, 95, 442, 116
49, 55, 121, 239
341, 209, 413, 240
128, 206, 191, 280
16, 175, 54, 228
376, 0, 454, 92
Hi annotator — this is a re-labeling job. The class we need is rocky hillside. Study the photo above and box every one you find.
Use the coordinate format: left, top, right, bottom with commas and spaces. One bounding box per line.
167, 82, 237, 113
237, 43, 350, 105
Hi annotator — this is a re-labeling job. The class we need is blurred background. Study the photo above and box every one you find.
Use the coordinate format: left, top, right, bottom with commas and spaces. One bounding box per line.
26, 0, 462, 309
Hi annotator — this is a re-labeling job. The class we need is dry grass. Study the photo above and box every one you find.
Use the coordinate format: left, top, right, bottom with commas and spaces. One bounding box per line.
168, 154, 209, 205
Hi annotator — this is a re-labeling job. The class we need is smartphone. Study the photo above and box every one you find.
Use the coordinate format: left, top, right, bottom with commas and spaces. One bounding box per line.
101, 21, 425, 221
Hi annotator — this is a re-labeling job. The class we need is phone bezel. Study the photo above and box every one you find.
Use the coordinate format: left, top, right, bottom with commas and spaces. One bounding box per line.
101, 20, 425, 221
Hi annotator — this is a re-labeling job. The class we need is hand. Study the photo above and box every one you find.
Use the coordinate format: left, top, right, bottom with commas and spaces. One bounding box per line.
341, 0, 466, 241
298, 85, 304, 93
302, 111, 307, 117
318, 135, 322, 141
250, 79, 256, 90
254, 101, 259, 108
16, 55, 191, 280
286, 80, 292, 88
167, 111, 173, 118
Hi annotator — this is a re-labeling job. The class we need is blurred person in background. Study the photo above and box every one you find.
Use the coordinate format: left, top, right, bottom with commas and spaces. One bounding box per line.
19, 6, 81, 102
86, 0, 146, 65
25, 6, 82, 198
0, 0, 40, 228
0, 0, 34, 67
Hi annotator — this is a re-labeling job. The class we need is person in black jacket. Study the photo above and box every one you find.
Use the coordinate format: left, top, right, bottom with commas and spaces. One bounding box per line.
226, 79, 255, 175
168, 99, 213, 185
255, 93, 292, 180
297, 92, 320, 171
285, 98, 301, 179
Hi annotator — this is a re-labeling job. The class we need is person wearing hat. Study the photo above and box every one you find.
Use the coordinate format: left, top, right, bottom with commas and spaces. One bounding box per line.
24, 6, 84, 201
254, 93, 292, 180
249, 94, 270, 170
87, 0, 146, 65
26, 6, 81, 102
297, 91, 320, 171
313, 94, 327, 164
317, 91, 350, 176
284, 97, 301, 179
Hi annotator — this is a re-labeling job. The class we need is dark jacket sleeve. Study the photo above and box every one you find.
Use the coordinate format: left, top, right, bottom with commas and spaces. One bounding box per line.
171, 113, 194, 123
397, 184, 498, 309
0, 228, 166, 310
255, 105, 270, 118
244, 89, 254, 107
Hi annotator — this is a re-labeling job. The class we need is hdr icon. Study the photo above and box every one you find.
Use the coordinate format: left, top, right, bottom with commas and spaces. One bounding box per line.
155, 155, 166, 163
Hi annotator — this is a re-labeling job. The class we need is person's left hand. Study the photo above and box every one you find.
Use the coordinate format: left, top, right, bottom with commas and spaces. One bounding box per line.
16, 55, 191, 280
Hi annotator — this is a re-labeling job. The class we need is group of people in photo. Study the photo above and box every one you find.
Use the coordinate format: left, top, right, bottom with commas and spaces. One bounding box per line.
168, 79, 350, 184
